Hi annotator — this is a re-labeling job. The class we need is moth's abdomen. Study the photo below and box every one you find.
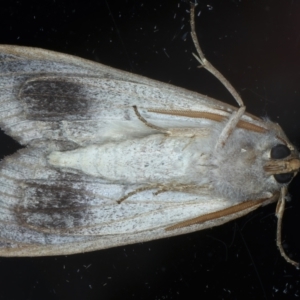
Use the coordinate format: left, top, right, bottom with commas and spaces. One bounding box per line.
48, 134, 213, 185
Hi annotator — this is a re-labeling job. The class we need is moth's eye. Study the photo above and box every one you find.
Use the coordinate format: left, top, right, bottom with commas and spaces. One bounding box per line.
271, 144, 291, 159
271, 145, 293, 183
274, 173, 294, 184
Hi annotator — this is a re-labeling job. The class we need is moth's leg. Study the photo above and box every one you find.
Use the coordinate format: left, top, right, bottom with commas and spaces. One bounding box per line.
133, 105, 168, 133
154, 183, 207, 196
190, 4, 246, 148
133, 106, 207, 137
214, 106, 246, 150
118, 183, 204, 204
190, 4, 244, 108
276, 187, 299, 267
117, 184, 161, 204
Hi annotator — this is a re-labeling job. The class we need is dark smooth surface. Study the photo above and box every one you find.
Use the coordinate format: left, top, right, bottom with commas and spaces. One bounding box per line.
0, 1, 300, 299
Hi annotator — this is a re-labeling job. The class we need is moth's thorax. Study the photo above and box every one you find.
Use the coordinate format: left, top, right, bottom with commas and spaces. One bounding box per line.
209, 125, 288, 202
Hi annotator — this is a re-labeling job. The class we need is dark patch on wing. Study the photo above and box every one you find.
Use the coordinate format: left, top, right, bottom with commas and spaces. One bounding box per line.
23, 183, 93, 209
17, 207, 87, 231
15, 182, 93, 231
20, 78, 90, 120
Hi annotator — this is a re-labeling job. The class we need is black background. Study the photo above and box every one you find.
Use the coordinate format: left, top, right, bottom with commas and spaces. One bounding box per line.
0, 0, 300, 299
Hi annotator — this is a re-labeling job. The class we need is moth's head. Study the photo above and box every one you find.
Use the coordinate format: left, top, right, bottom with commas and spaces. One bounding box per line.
258, 119, 300, 185
264, 143, 300, 185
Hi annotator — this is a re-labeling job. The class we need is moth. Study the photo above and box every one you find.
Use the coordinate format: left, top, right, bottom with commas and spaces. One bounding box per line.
0, 5, 298, 266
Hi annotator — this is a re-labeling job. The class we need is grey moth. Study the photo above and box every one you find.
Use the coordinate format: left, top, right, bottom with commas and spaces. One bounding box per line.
0, 6, 298, 266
